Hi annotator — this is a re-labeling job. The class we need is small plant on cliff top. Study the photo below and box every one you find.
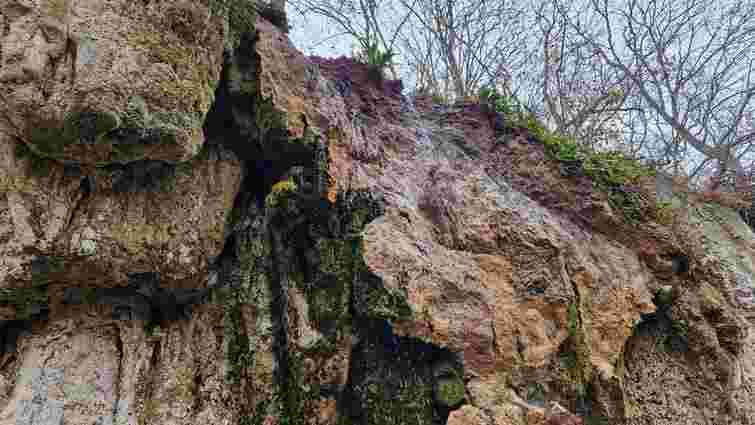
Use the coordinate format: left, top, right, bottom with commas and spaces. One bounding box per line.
357, 37, 395, 82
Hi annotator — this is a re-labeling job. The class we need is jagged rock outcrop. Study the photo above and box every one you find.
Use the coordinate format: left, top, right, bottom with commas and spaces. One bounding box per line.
0, 3, 753, 425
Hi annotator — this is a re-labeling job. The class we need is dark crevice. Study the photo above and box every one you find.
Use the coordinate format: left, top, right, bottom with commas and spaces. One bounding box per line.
192, 363, 203, 413
64, 174, 93, 231
103, 160, 177, 193
670, 255, 689, 275
111, 324, 124, 421
341, 318, 464, 425
267, 227, 291, 394
62, 272, 210, 327
0, 320, 36, 354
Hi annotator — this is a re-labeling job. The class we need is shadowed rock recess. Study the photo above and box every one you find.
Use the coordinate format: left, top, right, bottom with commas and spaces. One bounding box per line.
0, 4, 754, 425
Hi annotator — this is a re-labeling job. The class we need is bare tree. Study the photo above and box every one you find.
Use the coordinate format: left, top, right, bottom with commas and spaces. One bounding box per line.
555, 0, 755, 186
288, 0, 415, 78
398, 0, 528, 100
534, 0, 635, 151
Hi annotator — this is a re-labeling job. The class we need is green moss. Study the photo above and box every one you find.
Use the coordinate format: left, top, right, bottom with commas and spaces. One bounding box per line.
225, 299, 254, 385
151, 111, 200, 143
227, 62, 258, 96
175, 367, 194, 402
655, 200, 674, 225
585, 416, 610, 425
14, 142, 56, 177
111, 143, 147, 162
365, 284, 413, 322
277, 351, 310, 425
256, 96, 288, 141
299, 126, 320, 148
81, 287, 98, 305
208, 0, 257, 50
144, 320, 161, 337
138, 398, 160, 425
567, 302, 579, 338
26, 110, 122, 159
560, 298, 592, 403
362, 376, 434, 425
671, 319, 688, 339
27, 126, 67, 157
484, 88, 659, 223
655, 322, 687, 353
223, 235, 268, 387
0, 286, 49, 320
30, 256, 64, 287
513, 111, 657, 224
653, 287, 674, 308
265, 179, 298, 209
526, 382, 546, 404
436, 374, 466, 407
123, 96, 150, 128
607, 190, 644, 224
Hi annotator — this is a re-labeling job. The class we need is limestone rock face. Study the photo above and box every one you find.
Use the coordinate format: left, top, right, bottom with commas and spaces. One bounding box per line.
0, 8, 754, 425
0, 132, 242, 289
0, 0, 225, 165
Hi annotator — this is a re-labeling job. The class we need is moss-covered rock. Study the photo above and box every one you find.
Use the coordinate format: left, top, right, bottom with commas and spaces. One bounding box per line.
265, 179, 298, 209
0, 286, 48, 320
435, 374, 466, 408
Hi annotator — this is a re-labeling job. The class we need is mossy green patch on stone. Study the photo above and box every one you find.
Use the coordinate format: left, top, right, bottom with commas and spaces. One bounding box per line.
362, 375, 434, 425
30, 256, 64, 287
26, 110, 121, 159
227, 62, 258, 97
265, 179, 298, 209
110, 143, 147, 163
123, 96, 151, 128
653, 287, 674, 308
364, 285, 413, 322
255, 96, 288, 142
14, 141, 56, 177
526, 382, 546, 405
224, 298, 253, 385
65, 110, 121, 142
27, 126, 67, 157
150, 111, 201, 142
0, 286, 49, 320
559, 294, 593, 405
435, 374, 465, 407
208, 0, 257, 50
80, 287, 98, 305
221, 231, 270, 388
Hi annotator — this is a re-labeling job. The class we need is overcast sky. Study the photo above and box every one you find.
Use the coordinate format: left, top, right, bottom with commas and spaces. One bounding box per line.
286, 7, 355, 58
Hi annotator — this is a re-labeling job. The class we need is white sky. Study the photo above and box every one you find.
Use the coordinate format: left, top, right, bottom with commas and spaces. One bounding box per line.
286, 7, 355, 57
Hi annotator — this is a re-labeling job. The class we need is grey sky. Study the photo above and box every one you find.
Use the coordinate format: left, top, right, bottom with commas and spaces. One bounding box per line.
286, 7, 354, 57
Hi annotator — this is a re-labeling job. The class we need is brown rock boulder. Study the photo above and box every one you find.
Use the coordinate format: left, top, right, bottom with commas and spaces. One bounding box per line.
0, 0, 226, 165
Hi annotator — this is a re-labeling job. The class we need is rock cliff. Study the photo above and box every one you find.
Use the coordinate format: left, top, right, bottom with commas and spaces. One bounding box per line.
0, 2, 753, 425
